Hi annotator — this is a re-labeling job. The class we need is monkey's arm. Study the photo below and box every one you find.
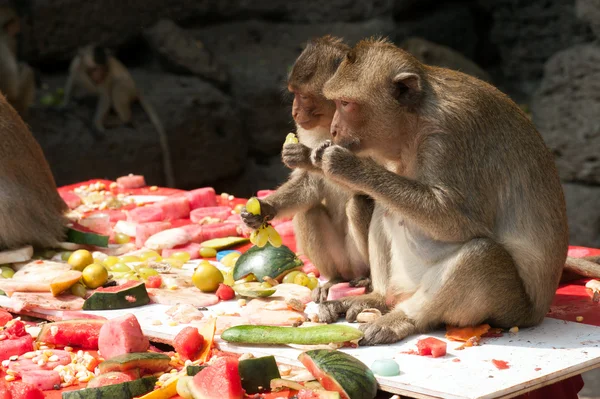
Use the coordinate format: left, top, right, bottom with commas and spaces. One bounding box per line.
92, 93, 111, 132
317, 144, 484, 241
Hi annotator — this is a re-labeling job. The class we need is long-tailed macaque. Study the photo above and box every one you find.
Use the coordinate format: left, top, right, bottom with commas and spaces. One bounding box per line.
240, 35, 373, 302
61, 45, 175, 188
0, 92, 67, 249
0, 6, 35, 117
303, 37, 571, 345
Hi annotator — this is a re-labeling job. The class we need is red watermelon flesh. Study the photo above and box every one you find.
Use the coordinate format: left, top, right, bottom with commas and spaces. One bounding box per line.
7, 381, 44, 399
22, 370, 61, 391
201, 223, 240, 240
87, 370, 139, 388
128, 206, 164, 223
256, 190, 275, 199
179, 224, 204, 243
136, 221, 171, 248
87, 209, 127, 223
0, 309, 13, 327
8, 350, 72, 375
274, 220, 295, 237
116, 175, 146, 189
326, 283, 366, 301
156, 197, 191, 220
59, 191, 82, 209
173, 326, 204, 361
36, 320, 105, 350
95, 280, 140, 293
0, 379, 10, 399
0, 335, 34, 361
98, 313, 149, 359
162, 243, 201, 260
416, 337, 447, 358
170, 218, 193, 228
190, 207, 232, 223
184, 188, 218, 209
190, 357, 244, 399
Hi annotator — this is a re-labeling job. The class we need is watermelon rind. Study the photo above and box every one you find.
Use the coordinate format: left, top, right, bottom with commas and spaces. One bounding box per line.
98, 352, 170, 374
61, 375, 157, 399
36, 319, 105, 349
66, 227, 109, 248
299, 349, 378, 399
238, 355, 281, 394
232, 242, 303, 281
82, 281, 150, 310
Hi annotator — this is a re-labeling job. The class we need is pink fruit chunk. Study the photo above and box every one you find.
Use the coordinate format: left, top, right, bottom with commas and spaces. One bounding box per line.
127, 206, 164, 223
201, 223, 240, 240
0, 335, 34, 361
156, 196, 191, 220
190, 357, 244, 399
180, 224, 204, 243
184, 188, 218, 209
59, 191, 82, 209
135, 221, 171, 248
116, 174, 146, 189
190, 206, 233, 223
8, 350, 71, 376
21, 370, 61, 391
162, 243, 201, 259
326, 283, 366, 301
274, 220, 295, 237
98, 314, 149, 360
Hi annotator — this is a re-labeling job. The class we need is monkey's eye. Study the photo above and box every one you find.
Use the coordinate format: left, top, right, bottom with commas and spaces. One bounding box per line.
340, 101, 349, 107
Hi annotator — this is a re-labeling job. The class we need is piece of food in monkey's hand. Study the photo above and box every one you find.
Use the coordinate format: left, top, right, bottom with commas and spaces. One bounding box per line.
284, 133, 299, 145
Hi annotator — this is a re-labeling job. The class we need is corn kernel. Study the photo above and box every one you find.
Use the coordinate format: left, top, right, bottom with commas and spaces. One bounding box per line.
49, 355, 59, 362
110, 182, 118, 189
167, 321, 178, 327
576, 316, 584, 322
150, 186, 158, 191
509, 326, 519, 333
4, 375, 14, 382
64, 346, 73, 352
8, 355, 17, 361
44, 350, 54, 357
152, 320, 162, 326
23, 352, 35, 359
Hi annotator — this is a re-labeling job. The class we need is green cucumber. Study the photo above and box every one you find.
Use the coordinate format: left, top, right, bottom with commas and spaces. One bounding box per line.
232, 282, 276, 298
62, 376, 157, 399
82, 280, 150, 310
233, 242, 303, 281
221, 325, 363, 345
239, 355, 281, 394
199, 237, 249, 250
186, 364, 206, 376
66, 227, 109, 248
98, 352, 170, 374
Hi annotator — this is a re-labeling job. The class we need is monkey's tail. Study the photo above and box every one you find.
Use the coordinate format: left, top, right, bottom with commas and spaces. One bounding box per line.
564, 256, 600, 280
139, 97, 176, 188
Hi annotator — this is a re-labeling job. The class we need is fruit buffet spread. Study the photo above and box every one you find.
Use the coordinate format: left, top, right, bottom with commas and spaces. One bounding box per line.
0, 175, 594, 399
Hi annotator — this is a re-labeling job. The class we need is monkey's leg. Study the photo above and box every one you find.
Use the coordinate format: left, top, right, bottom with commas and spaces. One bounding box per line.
15, 63, 35, 117
295, 205, 353, 303
345, 194, 374, 291
112, 85, 133, 125
318, 293, 388, 324
93, 94, 111, 132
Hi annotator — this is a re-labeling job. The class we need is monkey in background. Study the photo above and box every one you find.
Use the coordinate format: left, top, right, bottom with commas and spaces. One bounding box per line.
298, 37, 569, 345
0, 92, 68, 249
400, 37, 491, 83
0, 6, 35, 117
61, 45, 176, 188
241, 35, 373, 302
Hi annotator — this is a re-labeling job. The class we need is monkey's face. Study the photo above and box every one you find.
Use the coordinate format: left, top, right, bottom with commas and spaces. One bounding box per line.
290, 88, 336, 131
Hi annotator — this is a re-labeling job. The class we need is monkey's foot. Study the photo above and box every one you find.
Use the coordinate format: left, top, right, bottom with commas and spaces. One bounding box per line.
359, 312, 417, 346
318, 294, 386, 324
349, 276, 372, 290
282, 143, 312, 170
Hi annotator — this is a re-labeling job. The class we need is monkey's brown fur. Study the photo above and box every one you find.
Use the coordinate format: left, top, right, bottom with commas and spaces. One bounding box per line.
241, 35, 372, 302
0, 92, 68, 249
0, 6, 35, 117
311, 37, 568, 345
61, 45, 175, 188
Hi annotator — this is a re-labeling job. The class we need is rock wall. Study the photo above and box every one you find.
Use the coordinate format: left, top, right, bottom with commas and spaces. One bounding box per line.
4, 0, 599, 246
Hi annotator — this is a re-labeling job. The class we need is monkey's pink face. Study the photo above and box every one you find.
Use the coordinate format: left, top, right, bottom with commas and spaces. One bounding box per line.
290, 90, 335, 131
330, 99, 364, 152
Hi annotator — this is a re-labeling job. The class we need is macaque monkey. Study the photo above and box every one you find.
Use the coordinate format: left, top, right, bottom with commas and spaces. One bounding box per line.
0, 92, 68, 249
304, 37, 571, 345
61, 45, 175, 188
241, 35, 373, 302
400, 37, 491, 83
0, 6, 35, 117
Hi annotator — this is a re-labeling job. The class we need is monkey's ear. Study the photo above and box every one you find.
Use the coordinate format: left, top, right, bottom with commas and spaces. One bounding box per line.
392, 72, 422, 107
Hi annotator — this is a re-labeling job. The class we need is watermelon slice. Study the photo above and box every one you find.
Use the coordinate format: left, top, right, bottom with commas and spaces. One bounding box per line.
87, 370, 139, 388
170, 218, 193, 228
127, 206, 164, 223
156, 196, 191, 220
0, 309, 13, 327
188, 357, 244, 399
173, 327, 204, 361
98, 313, 149, 359
117, 175, 146, 189
8, 350, 72, 376
36, 319, 105, 349
416, 337, 447, 358
0, 335, 34, 361
190, 207, 232, 223
162, 243, 201, 259
184, 188, 218, 209
7, 381, 44, 399
201, 223, 240, 240
179, 224, 204, 243
59, 191, 82, 209
135, 221, 171, 248
21, 370, 61, 391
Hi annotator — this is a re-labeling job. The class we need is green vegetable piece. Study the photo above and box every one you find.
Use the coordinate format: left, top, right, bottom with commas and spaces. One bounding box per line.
186, 365, 206, 376
239, 356, 281, 394
66, 227, 109, 248
232, 242, 303, 281
221, 325, 363, 345
61, 376, 157, 399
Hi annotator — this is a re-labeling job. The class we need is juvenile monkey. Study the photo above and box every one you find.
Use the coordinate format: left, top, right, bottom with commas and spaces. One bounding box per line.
400, 37, 491, 83
241, 35, 373, 302
306, 38, 569, 345
61, 45, 176, 188
0, 92, 68, 249
0, 6, 35, 117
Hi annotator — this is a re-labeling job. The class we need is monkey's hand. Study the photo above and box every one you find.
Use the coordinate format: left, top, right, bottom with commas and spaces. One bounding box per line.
240, 199, 276, 230
282, 143, 312, 170
359, 311, 417, 346
318, 293, 387, 324
313, 142, 360, 179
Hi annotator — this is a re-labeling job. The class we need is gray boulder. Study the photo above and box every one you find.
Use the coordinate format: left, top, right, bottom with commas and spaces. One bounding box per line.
576, 0, 600, 38
532, 44, 600, 184
28, 72, 246, 189
563, 182, 600, 248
